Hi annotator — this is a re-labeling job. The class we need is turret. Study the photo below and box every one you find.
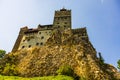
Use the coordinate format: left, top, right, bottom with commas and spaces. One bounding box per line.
53, 8, 71, 30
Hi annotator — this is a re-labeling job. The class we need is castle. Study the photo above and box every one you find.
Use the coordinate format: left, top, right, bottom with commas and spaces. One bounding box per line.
7, 8, 120, 79
12, 8, 88, 52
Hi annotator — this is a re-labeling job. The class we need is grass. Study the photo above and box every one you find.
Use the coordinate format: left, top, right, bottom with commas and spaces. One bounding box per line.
0, 75, 74, 80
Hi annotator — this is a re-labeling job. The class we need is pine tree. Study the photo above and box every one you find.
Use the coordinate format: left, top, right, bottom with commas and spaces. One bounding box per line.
117, 60, 120, 71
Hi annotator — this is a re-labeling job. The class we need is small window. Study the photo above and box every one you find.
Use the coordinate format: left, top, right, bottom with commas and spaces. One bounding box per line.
57, 22, 59, 24
41, 36, 44, 39
58, 18, 60, 20
27, 39, 30, 41
40, 42, 43, 45
22, 46, 25, 49
64, 17, 67, 19
28, 45, 31, 48
23, 40, 25, 42
65, 22, 67, 24
82, 62, 85, 65
39, 32, 41, 34
64, 26, 66, 28
36, 43, 39, 45
58, 26, 60, 28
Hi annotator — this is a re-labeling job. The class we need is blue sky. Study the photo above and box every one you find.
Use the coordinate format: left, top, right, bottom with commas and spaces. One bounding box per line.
0, 0, 120, 68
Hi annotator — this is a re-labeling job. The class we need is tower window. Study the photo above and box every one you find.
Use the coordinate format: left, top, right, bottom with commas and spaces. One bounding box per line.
64, 17, 67, 19
58, 18, 60, 20
41, 36, 44, 39
23, 40, 25, 42
28, 45, 31, 48
40, 42, 43, 45
22, 46, 25, 49
65, 22, 67, 24
36, 43, 39, 45
64, 26, 66, 28
39, 32, 41, 34
57, 22, 59, 24
27, 39, 30, 41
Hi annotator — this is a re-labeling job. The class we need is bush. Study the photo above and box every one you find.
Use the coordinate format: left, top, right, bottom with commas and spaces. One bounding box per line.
56, 65, 81, 80
56, 65, 74, 76
2, 63, 18, 76
0, 50, 6, 59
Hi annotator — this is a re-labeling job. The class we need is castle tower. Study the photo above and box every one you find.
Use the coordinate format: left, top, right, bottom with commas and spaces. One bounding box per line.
53, 8, 71, 30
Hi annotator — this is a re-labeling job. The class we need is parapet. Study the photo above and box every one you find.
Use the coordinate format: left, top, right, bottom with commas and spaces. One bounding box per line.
72, 27, 87, 35
38, 24, 53, 30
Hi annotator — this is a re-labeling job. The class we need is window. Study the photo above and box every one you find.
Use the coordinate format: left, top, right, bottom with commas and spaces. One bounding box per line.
39, 32, 41, 34
36, 43, 39, 46
27, 39, 30, 41
40, 42, 43, 45
64, 17, 67, 19
23, 40, 25, 42
57, 17, 60, 20
64, 22, 67, 24
28, 45, 31, 48
64, 26, 66, 28
22, 46, 25, 49
58, 26, 60, 28
57, 22, 59, 24
41, 36, 44, 39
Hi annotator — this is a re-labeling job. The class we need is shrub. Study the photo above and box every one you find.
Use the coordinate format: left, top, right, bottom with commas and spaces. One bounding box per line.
56, 65, 74, 76
0, 50, 6, 59
2, 63, 18, 76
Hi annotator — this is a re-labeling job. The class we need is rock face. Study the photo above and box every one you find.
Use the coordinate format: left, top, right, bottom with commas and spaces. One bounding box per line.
0, 29, 120, 80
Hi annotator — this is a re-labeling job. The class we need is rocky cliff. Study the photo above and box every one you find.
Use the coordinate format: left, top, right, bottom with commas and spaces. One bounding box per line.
0, 29, 120, 80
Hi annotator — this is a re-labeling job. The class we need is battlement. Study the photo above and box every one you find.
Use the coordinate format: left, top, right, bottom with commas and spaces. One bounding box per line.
38, 24, 53, 30
72, 27, 87, 36
55, 8, 71, 17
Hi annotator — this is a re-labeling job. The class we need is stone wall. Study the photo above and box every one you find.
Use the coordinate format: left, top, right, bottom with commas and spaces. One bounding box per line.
8, 28, 119, 79
12, 27, 28, 52
18, 29, 52, 50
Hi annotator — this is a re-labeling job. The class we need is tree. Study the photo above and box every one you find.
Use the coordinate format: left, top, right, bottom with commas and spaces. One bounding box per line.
117, 59, 120, 71
98, 52, 104, 65
0, 49, 6, 59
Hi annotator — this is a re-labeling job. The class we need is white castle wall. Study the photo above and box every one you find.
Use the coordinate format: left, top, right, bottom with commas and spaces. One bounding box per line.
18, 30, 52, 50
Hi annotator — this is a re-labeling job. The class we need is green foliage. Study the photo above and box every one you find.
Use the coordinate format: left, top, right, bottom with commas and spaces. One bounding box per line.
117, 59, 120, 71
2, 63, 18, 76
0, 75, 74, 80
0, 50, 6, 59
56, 65, 74, 76
79, 77, 86, 80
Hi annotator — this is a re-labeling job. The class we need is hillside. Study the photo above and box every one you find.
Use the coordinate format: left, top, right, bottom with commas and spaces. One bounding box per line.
0, 29, 120, 80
